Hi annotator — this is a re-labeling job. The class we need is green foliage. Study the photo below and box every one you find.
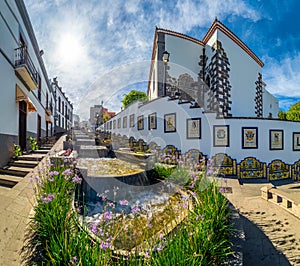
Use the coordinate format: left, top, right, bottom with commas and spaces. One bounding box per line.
13, 144, 22, 157
278, 110, 287, 120
286, 101, 300, 121
103, 112, 111, 123
150, 182, 232, 265
150, 163, 175, 179
121, 90, 148, 109
28, 136, 39, 151
29, 155, 232, 265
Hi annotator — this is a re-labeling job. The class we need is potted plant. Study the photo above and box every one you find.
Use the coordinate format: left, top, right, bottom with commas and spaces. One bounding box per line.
28, 136, 39, 151
13, 144, 22, 157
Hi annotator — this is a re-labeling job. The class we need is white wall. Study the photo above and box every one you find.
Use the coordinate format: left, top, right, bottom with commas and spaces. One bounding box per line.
263, 88, 279, 118
213, 30, 260, 117
165, 34, 203, 80
106, 97, 300, 165
0, 0, 54, 135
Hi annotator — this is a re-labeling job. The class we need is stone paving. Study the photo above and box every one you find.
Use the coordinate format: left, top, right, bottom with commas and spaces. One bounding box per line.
225, 179, 300, 265
1, 131, 300, 265
0, 136, 65, 265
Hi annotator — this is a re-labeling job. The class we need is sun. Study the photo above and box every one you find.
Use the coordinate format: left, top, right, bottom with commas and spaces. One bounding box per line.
57, 33, 83, 66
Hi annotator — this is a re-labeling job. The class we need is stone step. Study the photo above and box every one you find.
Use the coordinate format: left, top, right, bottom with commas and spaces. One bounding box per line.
38, 146, 52, 151
0, 174, 22, 188
0, 166, 32, 177
17, 154, 44, 161
32, 150, 49, 154
9, 160, 39, 168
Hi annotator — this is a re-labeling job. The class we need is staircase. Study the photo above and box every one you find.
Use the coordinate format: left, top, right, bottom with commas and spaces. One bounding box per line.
0, 146, 52, 189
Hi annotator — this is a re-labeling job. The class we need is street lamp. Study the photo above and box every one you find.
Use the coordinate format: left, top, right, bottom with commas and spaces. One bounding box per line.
162, 51, 170, 95
162, 51, 170, 63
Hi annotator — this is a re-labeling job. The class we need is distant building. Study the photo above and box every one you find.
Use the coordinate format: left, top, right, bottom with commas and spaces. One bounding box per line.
103, 108, 116, 120
73, 114, 80, 129
51, 78, 73, 137
89, 105, 103, 130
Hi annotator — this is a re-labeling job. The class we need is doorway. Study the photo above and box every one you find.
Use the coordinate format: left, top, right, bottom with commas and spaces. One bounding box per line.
19, 100, 27, 151
37, 114, 41, 143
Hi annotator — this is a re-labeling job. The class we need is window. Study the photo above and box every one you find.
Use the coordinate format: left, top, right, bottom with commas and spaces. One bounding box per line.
58, 97, 61, 112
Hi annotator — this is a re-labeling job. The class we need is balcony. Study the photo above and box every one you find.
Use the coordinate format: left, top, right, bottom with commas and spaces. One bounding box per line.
15, 46, 38, 90
46, 108, 52, 116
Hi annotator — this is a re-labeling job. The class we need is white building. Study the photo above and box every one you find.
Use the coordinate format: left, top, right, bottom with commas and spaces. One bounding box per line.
148, 20, 279, 118
104, 20, 300, 181
0, 0, 72, 166
51, 78, 73, 137
0, 0, 56, 166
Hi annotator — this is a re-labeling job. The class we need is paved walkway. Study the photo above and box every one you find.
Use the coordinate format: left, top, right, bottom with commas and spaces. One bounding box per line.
224, 178, 300, 266
0, 137, 65, 266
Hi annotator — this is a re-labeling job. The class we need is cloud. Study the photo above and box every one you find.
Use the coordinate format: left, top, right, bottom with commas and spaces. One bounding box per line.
23, 0, 262, 120
263, 52, 300, 97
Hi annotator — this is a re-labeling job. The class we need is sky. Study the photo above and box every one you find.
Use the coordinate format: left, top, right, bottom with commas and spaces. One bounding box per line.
23, 0, 300, 120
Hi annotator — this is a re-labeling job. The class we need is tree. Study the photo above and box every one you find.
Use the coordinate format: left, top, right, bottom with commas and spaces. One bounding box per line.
103, 112, 111, 123
278, 110, 287, 120
286, 101, 300, 121
121, 90, 148, 109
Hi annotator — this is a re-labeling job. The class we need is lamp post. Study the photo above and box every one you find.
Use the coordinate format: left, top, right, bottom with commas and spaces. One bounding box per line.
162, 51, 170, 96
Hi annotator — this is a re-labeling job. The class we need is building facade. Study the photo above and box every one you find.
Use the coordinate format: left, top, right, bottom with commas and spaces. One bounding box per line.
0, 0, 72, 166
147, 19, 279, 118
51, 78, 73, 137
103, 20, 300, 181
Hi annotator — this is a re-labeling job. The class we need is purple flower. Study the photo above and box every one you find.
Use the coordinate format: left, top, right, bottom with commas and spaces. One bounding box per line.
62, 168, 72, 176
48, 177, 54, 182
219, 187, 226, 193
103, 211, 113, 220
71, 175, 82, 184
119, 199, 129, 206
189, 182, 195, 189
100, 241, 111, 250
49, 171, 59, 176
145, 251, 150, 259
131, 206, 140, 213
40, 193, 55, 203
92, 223, 99, 235
107, 202, 114, 207
182, 201, 188, 209
69, 256, 77, 264
157, 246, 163, 252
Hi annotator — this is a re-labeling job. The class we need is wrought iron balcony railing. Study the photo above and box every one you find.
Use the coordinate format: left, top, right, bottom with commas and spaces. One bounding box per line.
15, 46, 38, 89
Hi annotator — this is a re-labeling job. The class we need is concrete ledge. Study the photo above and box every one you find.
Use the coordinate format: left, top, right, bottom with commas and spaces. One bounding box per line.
261, 186, 300, 219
